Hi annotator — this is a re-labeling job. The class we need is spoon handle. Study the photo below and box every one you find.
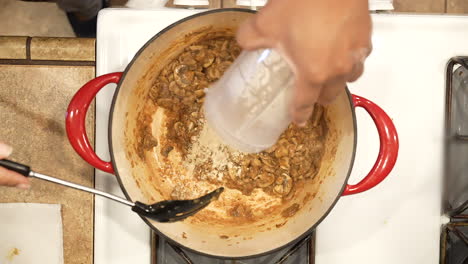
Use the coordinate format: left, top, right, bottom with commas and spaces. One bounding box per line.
0, 159, 30, 176
0, 159, 135, 207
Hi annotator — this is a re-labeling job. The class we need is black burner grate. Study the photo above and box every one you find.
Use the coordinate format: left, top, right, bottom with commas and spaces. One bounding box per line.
151, 231, 315, 264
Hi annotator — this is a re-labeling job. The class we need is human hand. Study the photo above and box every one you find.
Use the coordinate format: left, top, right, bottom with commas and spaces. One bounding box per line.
237, 0, 372, 125
0, 142, 30, 189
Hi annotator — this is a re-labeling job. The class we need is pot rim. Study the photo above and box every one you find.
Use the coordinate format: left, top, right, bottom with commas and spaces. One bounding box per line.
108, 7, 358, 259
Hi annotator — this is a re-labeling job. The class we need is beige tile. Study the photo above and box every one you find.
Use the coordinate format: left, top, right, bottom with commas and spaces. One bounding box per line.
222, 0, 239, 8
447, 0, 468, 13
0, 65, 95, 264
0, 36, 27, 59
0, 0, 74, 37
393, 0, 446, 13
30, 37, 95, 61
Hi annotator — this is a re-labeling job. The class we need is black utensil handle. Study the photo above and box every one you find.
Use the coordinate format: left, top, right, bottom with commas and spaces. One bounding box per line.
0, 159, 31, 176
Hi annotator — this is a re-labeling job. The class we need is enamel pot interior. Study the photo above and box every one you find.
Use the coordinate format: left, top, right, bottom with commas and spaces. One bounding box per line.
109, 9, 356, 258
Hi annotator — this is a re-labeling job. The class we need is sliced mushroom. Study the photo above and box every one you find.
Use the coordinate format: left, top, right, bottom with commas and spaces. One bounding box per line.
289, 165, 300, 178
282, 186, 296, 201
279, 157, 290, 170
179, 52, 197, 65
194, 71, 205, 78
192, 49, 206, 62
187, 121, 194, 131
274, 146, 289, 158
149, 81, 164, 100
159, 75, 169, 83
251, 158, 262, 167
221, 40, 229, 51
206, 65, 221, 80
156, 98, 172, 109
174, 65, 194, 88
202, 51, 215, 68
168, 73, 174, 82
295, 144, 305, 153
247, 166, 259, 180
168, 81, 179, 92
170, 60, 179, 71
218, 51, 231, 60
263, 166, 276, 173
260, 155, 276, 168
256, 173, 275, 188
161, 67, 170, 77
273, 174, 293, 196
190, 111, 199, 118
273, 185, 284, 195
194, 89, 205, 98
142, 35, 330, 201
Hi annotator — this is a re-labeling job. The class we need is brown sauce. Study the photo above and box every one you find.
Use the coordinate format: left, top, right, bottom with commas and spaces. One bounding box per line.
136, 33, 328, 221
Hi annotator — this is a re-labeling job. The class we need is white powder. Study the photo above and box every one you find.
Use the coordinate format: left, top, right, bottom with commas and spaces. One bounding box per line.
185, 121, 242, 181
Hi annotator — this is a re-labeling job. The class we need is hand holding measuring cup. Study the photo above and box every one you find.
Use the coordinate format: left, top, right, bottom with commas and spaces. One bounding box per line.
204, 0, 372, 153
237, 0, 372, 125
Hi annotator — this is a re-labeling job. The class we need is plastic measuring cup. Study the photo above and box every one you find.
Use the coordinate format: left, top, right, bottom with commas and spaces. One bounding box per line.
204, 49, 294, 153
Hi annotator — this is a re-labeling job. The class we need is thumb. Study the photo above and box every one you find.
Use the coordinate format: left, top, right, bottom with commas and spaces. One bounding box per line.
0, 166, 30, 189
0, 142, 30, 189
236, 17, 272, 50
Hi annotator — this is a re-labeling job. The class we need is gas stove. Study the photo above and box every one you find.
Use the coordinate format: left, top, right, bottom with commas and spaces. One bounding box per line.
151, 232, 314, 263
94, 8, 468, 264
441, 57, 468, 264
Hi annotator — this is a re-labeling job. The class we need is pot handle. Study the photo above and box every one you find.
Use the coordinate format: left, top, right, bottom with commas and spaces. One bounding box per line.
342, 95, 399, 196
65, 72, 123, 174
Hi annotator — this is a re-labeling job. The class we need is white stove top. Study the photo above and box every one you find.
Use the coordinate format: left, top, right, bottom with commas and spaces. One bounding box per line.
95, 8, 468, 264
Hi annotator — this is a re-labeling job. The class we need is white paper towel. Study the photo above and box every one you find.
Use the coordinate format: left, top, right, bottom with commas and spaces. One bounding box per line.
0, 203, 63, 264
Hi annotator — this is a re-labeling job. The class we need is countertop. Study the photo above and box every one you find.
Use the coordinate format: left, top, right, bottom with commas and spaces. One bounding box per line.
0, 36, 95, 264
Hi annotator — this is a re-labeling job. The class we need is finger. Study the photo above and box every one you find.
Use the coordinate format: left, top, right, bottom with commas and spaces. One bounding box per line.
0, 166, 30, 189
346, 62, 364, 82
317, 78, 346, 105
290, 76, 321, 126
236, 17, 272, 50
345, 47, 369, 82
0, 142, 13, 159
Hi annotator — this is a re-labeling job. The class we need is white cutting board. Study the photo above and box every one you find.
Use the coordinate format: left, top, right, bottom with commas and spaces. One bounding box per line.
0, 203, 63, 264
96, 9, 466, 263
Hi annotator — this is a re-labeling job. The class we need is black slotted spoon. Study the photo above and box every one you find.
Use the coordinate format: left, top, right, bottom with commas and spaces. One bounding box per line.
0, 159, 224, 223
